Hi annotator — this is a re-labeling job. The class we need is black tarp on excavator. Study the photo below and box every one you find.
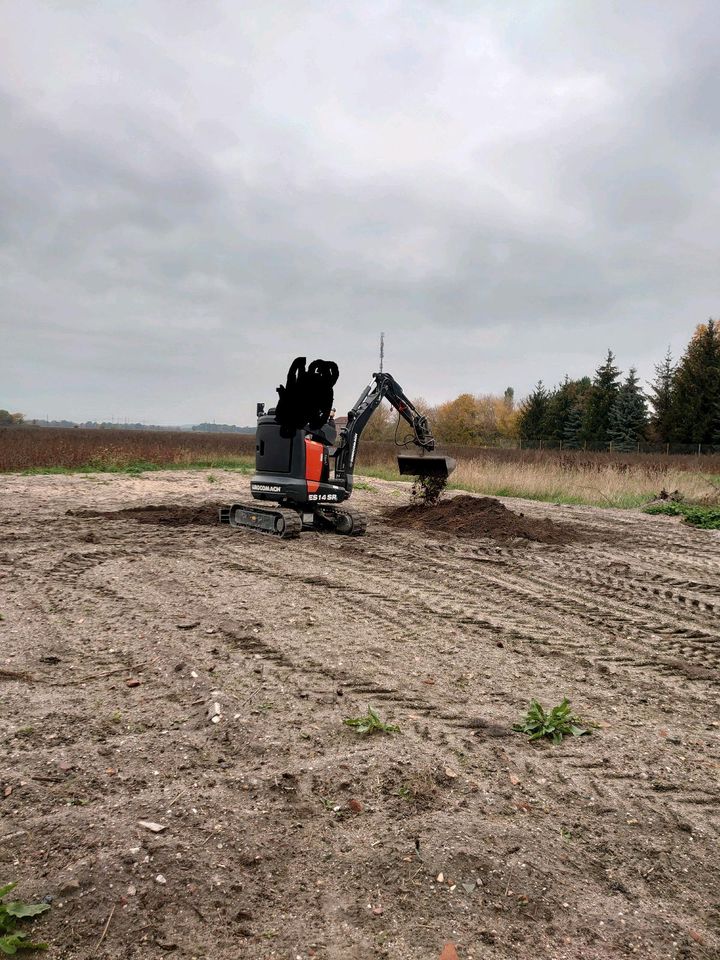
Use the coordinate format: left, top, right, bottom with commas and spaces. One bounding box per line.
274, 357, 339, 437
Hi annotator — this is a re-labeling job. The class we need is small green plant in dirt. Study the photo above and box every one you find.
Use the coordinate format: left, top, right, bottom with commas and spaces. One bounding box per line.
513, 698, 592, 744
0, 882, 50, 954
644, 502, 720, 529
395, 784, 414, 801
206, 474, 217, 483
343, 706, 399, 735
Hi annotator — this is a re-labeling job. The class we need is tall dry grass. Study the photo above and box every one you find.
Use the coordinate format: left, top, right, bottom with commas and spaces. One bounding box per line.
0, 426, 255, 472
448, 457, 719, 508
357, 443, 720, 507
2, 427, 719, 508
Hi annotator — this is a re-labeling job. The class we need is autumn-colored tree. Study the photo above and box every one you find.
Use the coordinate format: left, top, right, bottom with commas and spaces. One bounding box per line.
433, 393, 479, 444
361, 403, 396, 442
495, 395, 520, 443
475, 395, 499, 444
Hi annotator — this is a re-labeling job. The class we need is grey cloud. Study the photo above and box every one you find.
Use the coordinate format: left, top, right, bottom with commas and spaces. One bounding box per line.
1, 1, 719, 422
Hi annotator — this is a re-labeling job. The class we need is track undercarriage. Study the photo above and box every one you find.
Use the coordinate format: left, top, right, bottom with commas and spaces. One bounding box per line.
218, 502, 368, 539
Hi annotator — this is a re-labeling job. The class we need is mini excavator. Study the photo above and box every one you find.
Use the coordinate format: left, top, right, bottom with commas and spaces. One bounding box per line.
220, 357, 455, 538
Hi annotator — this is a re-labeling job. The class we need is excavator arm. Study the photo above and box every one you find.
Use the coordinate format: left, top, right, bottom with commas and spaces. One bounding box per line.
333, 372, 454, 491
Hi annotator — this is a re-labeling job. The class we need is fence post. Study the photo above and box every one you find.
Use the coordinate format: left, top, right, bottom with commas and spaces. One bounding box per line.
666, 443, 669, 455
698, 443, 701, 457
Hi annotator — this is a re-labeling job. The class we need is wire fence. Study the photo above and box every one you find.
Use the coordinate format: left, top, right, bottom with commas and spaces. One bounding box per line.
518, 440, 720, 455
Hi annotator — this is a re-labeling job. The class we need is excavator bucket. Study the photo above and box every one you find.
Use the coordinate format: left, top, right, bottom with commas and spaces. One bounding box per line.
397, 454, 456, 479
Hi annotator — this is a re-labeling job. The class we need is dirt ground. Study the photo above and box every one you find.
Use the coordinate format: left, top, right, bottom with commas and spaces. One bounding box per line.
1, 471, 719, 960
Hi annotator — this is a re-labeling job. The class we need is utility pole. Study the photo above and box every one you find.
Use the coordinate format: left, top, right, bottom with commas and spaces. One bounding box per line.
379, 332, 385, 374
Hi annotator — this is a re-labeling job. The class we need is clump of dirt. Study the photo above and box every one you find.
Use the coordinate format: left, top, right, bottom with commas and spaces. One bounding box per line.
67, 503, 225, 526
410, 474, 448, 505
384, 494, 582, 543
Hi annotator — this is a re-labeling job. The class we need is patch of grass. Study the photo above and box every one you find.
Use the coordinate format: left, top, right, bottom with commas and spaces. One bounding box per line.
352, 481, 376, 492
357, 465, 402, 483
513, 698, 592, 745
206, 474, 218, 483
0, 881, 50, 954
343, 706, 399, 735
644, 502, 720, 529
395, 785, 414, 801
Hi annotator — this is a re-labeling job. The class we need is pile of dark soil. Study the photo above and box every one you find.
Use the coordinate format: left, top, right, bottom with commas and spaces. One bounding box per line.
68, 503, 224, 526
384, 494, 581, 544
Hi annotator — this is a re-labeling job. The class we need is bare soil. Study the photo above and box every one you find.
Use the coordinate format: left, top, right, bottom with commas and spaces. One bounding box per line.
1, 472, 719, 960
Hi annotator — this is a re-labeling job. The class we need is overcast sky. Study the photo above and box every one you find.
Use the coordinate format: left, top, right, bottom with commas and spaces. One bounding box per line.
2, 1, 719, 423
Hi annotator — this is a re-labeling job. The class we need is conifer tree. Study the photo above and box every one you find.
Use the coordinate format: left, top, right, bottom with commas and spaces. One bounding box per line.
609, 368, 647, 450
545, 377, 574, 446
647, 348, 676, 444
583, 350, 621, 443
670, 320, 720, 444
519, 381, 549, 446
563, 404, 584, 448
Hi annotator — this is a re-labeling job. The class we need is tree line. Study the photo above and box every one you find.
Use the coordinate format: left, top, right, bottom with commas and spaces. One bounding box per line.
362, 320, 720, 451
4, 321, 717, 450
363, 388, 521, 446
518, 320, 720, 450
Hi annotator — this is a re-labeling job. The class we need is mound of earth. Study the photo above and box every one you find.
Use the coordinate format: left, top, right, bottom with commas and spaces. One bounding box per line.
68, 503, 224, 526
384, 494, 581, 544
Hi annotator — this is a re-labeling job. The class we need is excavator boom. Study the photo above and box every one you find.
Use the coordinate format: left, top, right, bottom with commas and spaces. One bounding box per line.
334, 372, 455, 490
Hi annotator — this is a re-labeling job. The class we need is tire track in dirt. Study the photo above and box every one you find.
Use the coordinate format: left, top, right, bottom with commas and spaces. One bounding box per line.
5, 476, 720, 958
524, 562, 720, 673
274, 526, 720, 691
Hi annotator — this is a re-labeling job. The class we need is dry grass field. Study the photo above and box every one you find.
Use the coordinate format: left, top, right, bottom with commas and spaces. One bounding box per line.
359, 443, 720, 509
1, 428, 719, 509
0, 427, 256, 472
